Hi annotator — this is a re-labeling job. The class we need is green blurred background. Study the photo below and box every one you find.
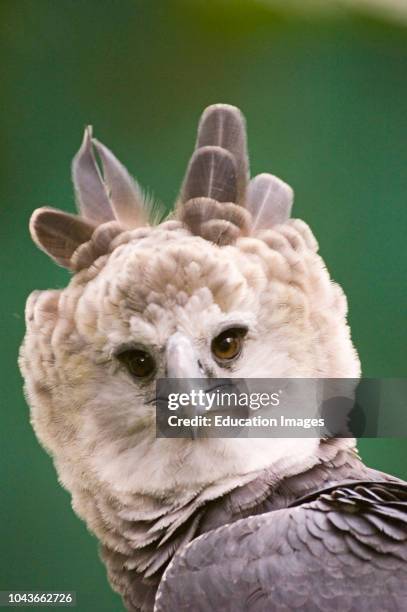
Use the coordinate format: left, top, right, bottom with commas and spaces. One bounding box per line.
1, 1, 406, 610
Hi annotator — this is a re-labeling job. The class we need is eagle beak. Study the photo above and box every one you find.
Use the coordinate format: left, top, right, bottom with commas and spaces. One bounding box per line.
166, 332, 204, 379
166, 332, 206, 439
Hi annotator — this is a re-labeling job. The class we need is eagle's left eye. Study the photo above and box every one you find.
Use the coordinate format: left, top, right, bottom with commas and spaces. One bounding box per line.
211, 327, 247, 362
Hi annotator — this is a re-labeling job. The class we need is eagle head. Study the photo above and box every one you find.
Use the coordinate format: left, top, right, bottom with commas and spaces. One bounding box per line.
20, 105, 360, 502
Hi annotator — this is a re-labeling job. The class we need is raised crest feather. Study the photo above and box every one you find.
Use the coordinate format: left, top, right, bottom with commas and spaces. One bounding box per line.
92, 138, 147, 228
195, 104, 249, 204
30, 105, 296, 267
29, 207, 95, 269
247, 173, 293, 230
71, 126, 114, 224
181, 146, 237, 204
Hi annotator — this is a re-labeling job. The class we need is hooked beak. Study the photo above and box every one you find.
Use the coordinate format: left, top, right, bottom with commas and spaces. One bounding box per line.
166, 332, 204, 379
165, 332, 206, 439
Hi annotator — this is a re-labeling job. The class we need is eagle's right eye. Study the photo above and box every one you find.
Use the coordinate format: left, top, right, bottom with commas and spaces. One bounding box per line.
117, 349, 156, 379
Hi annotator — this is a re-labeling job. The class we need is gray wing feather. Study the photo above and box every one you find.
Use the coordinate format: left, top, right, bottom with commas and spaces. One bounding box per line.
155, 481, 407, 612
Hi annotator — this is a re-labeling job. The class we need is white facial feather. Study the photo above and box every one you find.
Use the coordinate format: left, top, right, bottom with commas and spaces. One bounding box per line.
20, 218, 360, 501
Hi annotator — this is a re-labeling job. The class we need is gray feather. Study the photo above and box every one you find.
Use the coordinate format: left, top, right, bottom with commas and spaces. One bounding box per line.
71, 441, 397, 611
155, 480, 407, 612
181, 146, 237, 204
29, 207, 95, 269
92, 138, 147, 228
71, 126, 115, 224
247, 173, 293, 230
195, 104, 249, 204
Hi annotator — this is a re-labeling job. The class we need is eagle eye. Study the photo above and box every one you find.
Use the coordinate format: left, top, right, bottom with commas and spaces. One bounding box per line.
211, 327, 247, 363
117, 349, 156, 379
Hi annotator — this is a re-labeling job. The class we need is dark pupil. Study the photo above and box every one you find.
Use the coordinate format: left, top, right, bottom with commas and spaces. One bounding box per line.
219, 337, 234, 352
122, 350, 154, 377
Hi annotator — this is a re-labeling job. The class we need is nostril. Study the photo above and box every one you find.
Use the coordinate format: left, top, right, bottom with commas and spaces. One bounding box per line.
197, 360, 204, 374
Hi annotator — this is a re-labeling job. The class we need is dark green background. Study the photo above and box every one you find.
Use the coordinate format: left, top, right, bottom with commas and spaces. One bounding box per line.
1, 2, 406, 611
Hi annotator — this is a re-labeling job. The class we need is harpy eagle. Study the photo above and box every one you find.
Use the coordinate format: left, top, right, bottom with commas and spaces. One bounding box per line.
19, 105, 407, 611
